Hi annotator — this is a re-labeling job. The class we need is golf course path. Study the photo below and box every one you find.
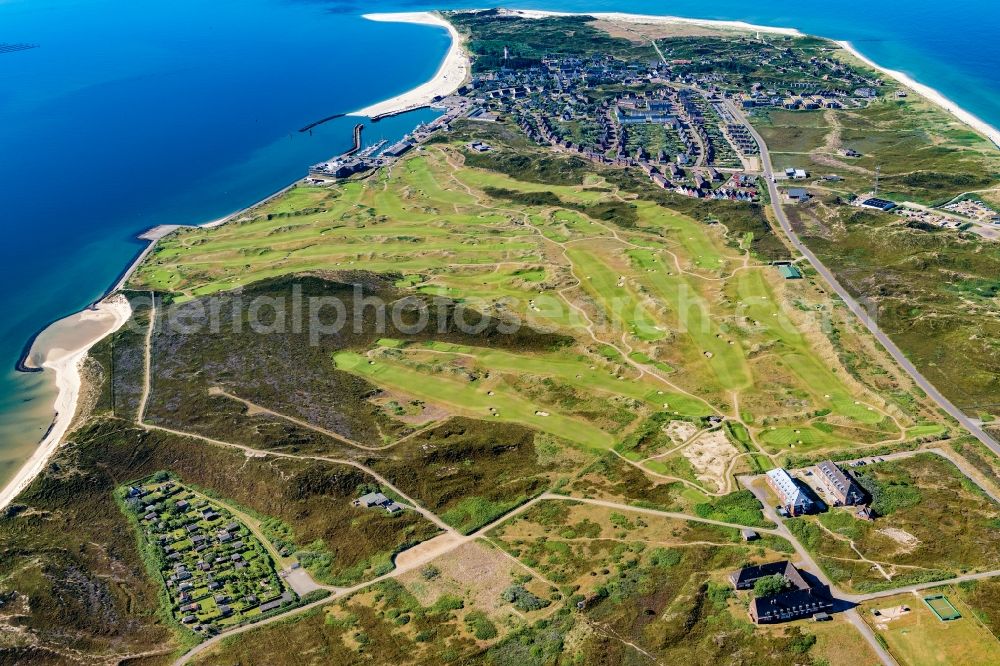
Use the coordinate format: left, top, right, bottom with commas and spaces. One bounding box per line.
725, 98, 1000, 457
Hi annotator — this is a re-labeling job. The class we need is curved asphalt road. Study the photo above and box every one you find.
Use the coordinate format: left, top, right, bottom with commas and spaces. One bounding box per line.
727, 99, 1000, 456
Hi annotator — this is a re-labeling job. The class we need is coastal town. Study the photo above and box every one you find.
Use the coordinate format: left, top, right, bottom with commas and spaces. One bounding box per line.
311, 15, 1000, 242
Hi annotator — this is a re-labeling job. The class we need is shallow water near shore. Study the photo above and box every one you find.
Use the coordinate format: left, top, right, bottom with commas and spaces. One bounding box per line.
0, 0, 997, 489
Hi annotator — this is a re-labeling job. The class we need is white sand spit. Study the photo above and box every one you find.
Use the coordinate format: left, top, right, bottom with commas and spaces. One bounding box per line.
0, 295, 133, 510
350, 13, 470, 118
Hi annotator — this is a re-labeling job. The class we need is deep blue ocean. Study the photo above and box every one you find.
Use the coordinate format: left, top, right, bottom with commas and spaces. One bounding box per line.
0, 0, 997, 485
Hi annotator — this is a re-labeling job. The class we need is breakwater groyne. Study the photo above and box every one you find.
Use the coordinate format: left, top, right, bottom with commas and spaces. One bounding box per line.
298, 112, 344, 133
345, 123, 364, 155
370, 105, 430, 122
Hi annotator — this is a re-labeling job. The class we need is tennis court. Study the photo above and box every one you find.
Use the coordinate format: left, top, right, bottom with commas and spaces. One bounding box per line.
924, 594, 962, 621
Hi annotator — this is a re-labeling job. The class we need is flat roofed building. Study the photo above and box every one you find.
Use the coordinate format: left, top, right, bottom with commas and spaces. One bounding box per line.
382, 139, 414, 159
766, 468, 813, 516
778, 264, 803, 279
815, 460, 865, 506
861, 197, 896, 211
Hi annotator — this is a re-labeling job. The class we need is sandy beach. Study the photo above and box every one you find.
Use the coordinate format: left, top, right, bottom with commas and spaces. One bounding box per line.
349, 12, 470, 119
0, 295, 132, 510
836, 40, 1000, 149
3, 8, 996, 516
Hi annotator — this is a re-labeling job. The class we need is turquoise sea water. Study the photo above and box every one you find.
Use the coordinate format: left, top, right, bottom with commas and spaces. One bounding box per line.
0, 0, 997, 486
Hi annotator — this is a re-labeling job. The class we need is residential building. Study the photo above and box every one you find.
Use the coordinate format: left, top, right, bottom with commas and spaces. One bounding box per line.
355, 492, 405, 514
815, 461, 865, 506
766, 468, 814, 515
751, 586, 833, 624
356, 492, 391, 508
729, 560, 833, 624
730, 560, 807, 590
787, 188, 811, 203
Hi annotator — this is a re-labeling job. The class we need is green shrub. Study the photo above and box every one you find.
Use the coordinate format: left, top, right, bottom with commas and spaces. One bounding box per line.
500, 585, 550, 612
648, 548, 682, 568
465, 610, 499, 640
753, 574, 790, 598
431, 594, 465, 613
694, 490, 771, 527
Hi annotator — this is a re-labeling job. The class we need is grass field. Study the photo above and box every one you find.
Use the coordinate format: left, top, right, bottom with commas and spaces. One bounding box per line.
334, 349, 615, 450
749, 89, 1000, 416
863, 588, 1000, 666
488, 499, 789, 592
127, 130, 934, 468
752, 99, 1000, 205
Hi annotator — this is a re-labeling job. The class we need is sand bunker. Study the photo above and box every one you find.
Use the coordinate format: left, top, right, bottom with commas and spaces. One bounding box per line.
682, 430, 739, 492
663, 420, 698, 447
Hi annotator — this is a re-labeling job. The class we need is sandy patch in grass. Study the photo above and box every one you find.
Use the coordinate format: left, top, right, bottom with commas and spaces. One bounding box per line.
663, 420, 698, 447
682, 430, 738, 492
591, 18, 734, 41
872, 604, 911, 630
877, 527, 921, 552
394, 533, 464, 571
398, 541, 520, 620
370, 388, 449, 425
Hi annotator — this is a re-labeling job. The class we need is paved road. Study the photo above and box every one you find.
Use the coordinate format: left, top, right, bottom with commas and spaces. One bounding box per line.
739, 477, 896, 665
739, 478, 837, 586
567, 491, 897, 666
725, 99, 1000, 457
852, 568, 1000, 604
170, 531, 471, 666
844, 608, 898, 666
739, 469, 1000, 666
834, 447, 1000, 504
